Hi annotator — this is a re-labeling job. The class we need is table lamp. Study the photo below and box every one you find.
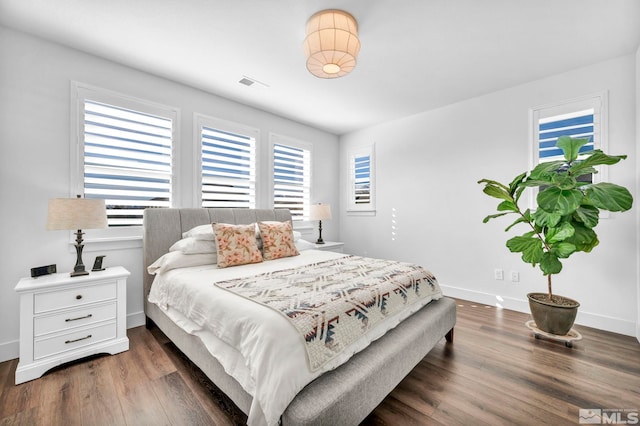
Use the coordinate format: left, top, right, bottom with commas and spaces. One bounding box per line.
47, 195, 108, 277
309, 203, 331, 244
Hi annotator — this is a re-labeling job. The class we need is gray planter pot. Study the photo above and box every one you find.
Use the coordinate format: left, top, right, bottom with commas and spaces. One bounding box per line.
527, 292, 580, 336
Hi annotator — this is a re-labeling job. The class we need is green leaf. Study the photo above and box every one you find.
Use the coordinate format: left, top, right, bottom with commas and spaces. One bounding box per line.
551, 173, 577, 190
478, 178, 509, 191
481, 183, 512, 201
553, 242, 577, 258
545, 221, 575, 243
508, 172, 527, 195
506, 235, 544, 265
573, 204, 600, 228
532, 208, 561, 227
556, 136, 589, 162
504, 215, 528, 232
571, 150, 626, 174
497, 200, 518, 212
537, 187, 583, 215
482, 212, 510, 223
528, 161, 565, 180
540, 252, 563, 275
564, 223, 599, 252
586, 183, 633, 212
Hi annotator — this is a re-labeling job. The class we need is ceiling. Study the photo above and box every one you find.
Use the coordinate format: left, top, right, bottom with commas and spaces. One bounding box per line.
1, 0, 639, 135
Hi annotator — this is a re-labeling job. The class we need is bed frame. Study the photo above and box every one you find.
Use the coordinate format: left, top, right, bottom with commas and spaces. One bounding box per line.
143, 208, 456, 425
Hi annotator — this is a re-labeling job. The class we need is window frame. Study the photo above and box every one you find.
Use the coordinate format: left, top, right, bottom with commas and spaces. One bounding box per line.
269, 133, 312, 221
528, 91, 608, 210
194, 114, 260, 209
346, 143, 376, 215
70, 81, 180, 246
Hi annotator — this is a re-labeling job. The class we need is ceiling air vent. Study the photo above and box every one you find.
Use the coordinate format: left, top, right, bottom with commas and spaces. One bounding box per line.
239, 77, 255, 86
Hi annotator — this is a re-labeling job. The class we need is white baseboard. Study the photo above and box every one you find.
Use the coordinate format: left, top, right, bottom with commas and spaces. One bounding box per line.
0, 339, 19, 364
127, 310, 146, 329
441, 284, 637, 337
0, 311, 148, 364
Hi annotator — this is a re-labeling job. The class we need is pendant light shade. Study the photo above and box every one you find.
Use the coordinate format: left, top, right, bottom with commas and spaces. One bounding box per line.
303, 9, 360, 79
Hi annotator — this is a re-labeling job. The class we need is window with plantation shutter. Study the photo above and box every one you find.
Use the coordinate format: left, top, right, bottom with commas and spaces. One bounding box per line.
198, 116, 257, 208
72, 83, 177, 230
347, 144, 376, 214
530, 91, 607, 206
271, 135, 311, 221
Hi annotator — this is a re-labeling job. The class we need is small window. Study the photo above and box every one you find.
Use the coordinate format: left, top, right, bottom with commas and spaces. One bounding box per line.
270, 134, 311, 221
74, 84, 177, 227
347, 144, 376, 214
197, 115, 257, 208
530, 92, 607, 205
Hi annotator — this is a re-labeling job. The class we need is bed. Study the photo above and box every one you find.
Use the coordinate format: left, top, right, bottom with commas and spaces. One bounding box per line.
143, 208, 456, 426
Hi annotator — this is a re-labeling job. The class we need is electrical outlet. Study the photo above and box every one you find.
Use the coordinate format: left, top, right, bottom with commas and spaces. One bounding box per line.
494, 269, 504, 280
510, 271, 520, 282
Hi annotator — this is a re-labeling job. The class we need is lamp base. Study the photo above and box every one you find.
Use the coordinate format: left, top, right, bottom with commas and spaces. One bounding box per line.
70, 229, 88, 277
316, 220, 325, 245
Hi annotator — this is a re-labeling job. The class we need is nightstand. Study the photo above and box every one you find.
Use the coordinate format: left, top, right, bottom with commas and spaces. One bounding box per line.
14, 266, 130, 384
312, 241, 344, 253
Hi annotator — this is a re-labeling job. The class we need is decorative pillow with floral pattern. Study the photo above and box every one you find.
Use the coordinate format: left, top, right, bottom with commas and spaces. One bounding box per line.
213, 223, 263, 268
258, 221, 300, 260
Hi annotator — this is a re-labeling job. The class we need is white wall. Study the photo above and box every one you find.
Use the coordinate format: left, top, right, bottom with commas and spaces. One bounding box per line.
636, 45, 640, 343
340, 54, 638, 336
0, 26, 339, 362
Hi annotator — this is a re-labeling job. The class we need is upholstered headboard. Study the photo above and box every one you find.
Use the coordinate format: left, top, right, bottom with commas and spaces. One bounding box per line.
142, 208, 292, 305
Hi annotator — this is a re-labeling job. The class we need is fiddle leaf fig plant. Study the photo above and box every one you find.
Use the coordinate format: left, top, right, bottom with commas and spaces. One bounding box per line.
478, 136, 633, 301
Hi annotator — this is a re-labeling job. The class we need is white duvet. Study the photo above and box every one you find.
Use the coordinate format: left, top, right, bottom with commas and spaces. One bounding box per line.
148, 250, 441, 426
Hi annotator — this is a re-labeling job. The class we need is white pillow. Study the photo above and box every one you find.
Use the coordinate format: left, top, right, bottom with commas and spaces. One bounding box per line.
292, 230, 302, 242
182, 224, 215, 240
169, 237, 216, 254
147, 251, 217, 274
295, 238, 316, 251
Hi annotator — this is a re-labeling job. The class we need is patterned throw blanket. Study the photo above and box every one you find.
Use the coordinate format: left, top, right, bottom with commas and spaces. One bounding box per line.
214, 255, 442, 371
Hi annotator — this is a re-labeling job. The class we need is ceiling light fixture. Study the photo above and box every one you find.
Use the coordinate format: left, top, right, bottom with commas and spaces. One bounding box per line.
303, 9, 360, 79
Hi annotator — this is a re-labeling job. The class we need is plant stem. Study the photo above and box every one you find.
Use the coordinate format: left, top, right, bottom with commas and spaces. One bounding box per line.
514, 200, 554, 298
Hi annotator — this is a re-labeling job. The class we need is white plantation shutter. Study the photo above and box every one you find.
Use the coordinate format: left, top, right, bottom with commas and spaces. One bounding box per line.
273, 142, 311, 221
530, 92, 607, 209
538, 109, 596, 163
347, 144, 375, 213
352, 154, 371, 205
201, 126, 256, 208
83, 100, 173, 226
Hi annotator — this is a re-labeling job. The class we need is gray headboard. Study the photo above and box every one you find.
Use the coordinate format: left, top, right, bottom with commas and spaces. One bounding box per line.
142, 208, 292, 303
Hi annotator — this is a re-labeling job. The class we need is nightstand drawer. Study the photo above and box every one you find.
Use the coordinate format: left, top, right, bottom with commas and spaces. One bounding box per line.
33, 322, 116, 360
34, 282, 116, 314
34, 302, 117, 336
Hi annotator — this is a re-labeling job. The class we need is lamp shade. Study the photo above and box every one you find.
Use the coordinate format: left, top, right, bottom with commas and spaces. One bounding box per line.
310, 204, 332, 221
47, 198, 108, 230
303, 9, 360, 79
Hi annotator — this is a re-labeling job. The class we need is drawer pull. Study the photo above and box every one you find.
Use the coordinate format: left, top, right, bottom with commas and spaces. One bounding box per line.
75, 295, 83, 300
65, 314, 93, 322
65, 334, 92, 344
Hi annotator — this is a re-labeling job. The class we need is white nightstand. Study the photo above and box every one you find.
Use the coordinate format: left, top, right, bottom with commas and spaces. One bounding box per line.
312, 241, 345, 253
14, 266, 130, 384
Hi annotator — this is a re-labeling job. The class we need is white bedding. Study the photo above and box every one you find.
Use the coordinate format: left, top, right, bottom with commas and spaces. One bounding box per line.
148, 250, 442, 426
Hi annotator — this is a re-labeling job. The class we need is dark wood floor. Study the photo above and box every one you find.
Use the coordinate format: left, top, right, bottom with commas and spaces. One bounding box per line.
1, 299, 639, 425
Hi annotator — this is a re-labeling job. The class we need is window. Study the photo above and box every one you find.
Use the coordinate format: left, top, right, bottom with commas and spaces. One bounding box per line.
530, 92, 607, 205
72, 82, 178, 229
347, 144, 376, 214
197, 115, 257, 208
270, 134, 311, 221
